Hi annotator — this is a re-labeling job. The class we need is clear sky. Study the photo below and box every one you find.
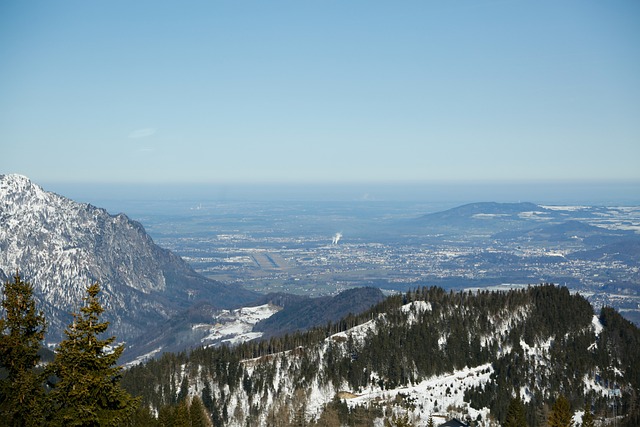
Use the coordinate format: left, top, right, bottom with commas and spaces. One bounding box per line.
1, 0, 639, 186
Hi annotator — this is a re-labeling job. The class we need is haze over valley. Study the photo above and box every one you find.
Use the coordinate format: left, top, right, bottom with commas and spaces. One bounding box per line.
82, 191, 640, 326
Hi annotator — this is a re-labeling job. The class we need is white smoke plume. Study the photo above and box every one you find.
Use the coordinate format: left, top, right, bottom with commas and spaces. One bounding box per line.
332, 232, 342, 245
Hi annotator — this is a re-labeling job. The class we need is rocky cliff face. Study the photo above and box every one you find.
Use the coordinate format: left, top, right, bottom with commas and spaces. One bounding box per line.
0, 174, 257, 343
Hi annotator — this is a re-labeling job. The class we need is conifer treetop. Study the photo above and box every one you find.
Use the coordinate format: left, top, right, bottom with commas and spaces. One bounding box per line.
49, 281, 138, 426
0, 272, 48, 425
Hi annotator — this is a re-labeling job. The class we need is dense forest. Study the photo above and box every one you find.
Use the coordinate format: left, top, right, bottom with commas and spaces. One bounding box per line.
121, 284, 640, 427
2, 272, 639, 426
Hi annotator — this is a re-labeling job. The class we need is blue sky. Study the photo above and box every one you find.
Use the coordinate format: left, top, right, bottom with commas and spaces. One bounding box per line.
1, 1, 639, 186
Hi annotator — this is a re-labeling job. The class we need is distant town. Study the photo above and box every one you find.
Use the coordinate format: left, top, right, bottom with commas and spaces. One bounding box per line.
135, 200, 640, 325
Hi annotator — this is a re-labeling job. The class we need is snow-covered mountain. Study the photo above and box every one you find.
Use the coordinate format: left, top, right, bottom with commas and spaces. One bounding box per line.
0, 174, 257, 343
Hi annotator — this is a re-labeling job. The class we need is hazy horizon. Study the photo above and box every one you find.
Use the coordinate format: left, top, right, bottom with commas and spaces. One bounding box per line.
41, 179, 640, 208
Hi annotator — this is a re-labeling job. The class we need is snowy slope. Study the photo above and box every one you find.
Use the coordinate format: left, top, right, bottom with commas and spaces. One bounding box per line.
195, 304, 282, 346
177, 302, 504, 426
125, 286, 638, 427
0, 174, 257, 343
125, 303, 282, 368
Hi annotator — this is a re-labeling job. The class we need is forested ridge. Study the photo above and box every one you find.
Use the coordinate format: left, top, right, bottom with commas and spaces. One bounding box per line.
3, 272, 639, 426
121, 284, 640, 426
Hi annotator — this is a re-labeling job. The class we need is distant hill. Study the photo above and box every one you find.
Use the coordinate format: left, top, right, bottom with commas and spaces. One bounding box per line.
253, 287, 385, 338
420, 202, 545, 220
494, 220, 632, 245
0, 174, 258, 343
568, 238, 640, 264
410, 202, 553, 234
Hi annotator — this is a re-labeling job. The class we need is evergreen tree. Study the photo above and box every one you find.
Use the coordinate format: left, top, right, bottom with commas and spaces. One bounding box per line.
504, 396, 528, 427
189, 396, 210, 427
314, 402, 340, 427
427, 416, 435, 427
48, 282, 139, 426
126, 404, 159, 427
173, 399, 191, 427
548, 395, 573, 427
157, 405, 176, 426
0, 272, 47, 426
384, 413, 413, 427
581, 402, 594, 427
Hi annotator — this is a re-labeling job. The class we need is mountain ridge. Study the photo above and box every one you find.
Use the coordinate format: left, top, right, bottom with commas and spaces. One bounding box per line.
253, 287, 385, 338
0, 174, 258, 343
422, 201, 544, 217
121, 286, 385, 364
122, 284, 640, 426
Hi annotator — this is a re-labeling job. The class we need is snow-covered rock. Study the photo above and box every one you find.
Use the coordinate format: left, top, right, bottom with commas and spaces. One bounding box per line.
0, 174, 256, 343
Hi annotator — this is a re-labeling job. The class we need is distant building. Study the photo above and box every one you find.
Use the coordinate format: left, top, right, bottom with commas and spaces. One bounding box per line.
439, 419, 470, 427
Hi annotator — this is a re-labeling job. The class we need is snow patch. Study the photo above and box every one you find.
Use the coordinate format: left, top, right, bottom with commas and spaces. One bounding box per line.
330, 318, 379, 343
540, 205, 590, 211
197, 304, 281, 346
401, 300, 432, 324
518, 211, 551, 221
401, 300, 432, 314
471, 213, 509, 219
124, 347, 163, 369
346, 364, 494, 424
592, 315, 603, 336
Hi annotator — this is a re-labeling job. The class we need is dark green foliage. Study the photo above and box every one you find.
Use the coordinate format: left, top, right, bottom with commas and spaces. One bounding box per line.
174, 399, 190, 426
0, 273, 47, 426
598, 306, 640, 387
324, 399, 383, 427
254, 287, 385, 338
463, 285, 615, 426
622, 387, 640, 427
48, 282, 139, 426
547, 395, 572, 427
189, 396, 210, 427
124, 405, 159, 427
504, 397, 528, 427
0, 275, 150, 426
581, 401, 594, 427
120, 284, 640, 426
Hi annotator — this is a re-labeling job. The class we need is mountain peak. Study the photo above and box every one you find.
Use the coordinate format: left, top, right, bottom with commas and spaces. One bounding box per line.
0, 174, 58, 218
0, 173, 32, 184
0, 176, 258, 343
0, 173, 42, 196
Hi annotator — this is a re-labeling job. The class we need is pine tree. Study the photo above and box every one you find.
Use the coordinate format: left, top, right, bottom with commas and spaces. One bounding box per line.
189, 396, 211, 427
48, 282, 139, 426
127, 404, 159, 427
0, 272, 47, 426
157, 405, 176, 426
548, 395, 573, 427
581, 401, 594, 427
385, 413, 413, 427
427, 416, 435, 427
174, 398, 191, 427
504, 396, 528, 427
